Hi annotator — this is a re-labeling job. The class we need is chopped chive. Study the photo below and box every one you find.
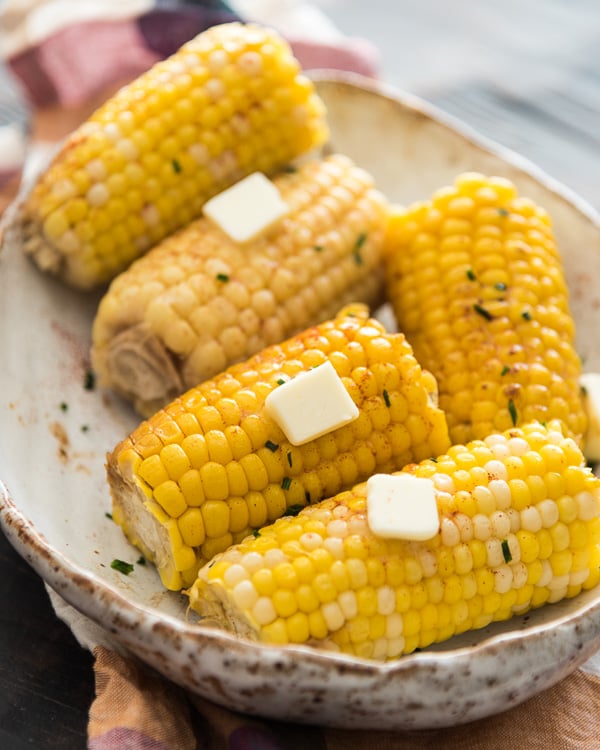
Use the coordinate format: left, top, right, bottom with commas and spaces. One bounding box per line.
473, 303, 493, 321
501, 365, 510, 376
494, 282, 508, 291
314, 245, 324, 252
252, 529, 261, 538
501, 539, 512, 563
466, 268, 476, 281
105, 512, 113, 520
216, 273, 229, 283
285, 503, 304, 517
60, 402, 68, 412
430, 457, 438, 463
355, 232, 367, 250
276, 378, 287, 386
305, 490, 312, 503
581, 384, 588, 397
84, 370, 96, 391
111, 559, 134, 575
172, 158, 182, 173
352, 232, 367, 265
265, 440, 279, 452
541, 420, 547, 428
136, 556, 146, 565
521, 310, 532, 321
286, 451, 293, 467
383, 389, 391, 407
81, 424, 89, 432
508, 398, 518, 426
281, 477, 292, 490
497, 207, 509, 217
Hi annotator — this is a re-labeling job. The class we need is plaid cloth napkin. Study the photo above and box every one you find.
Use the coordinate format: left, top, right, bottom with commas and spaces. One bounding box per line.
3, 2, 600, 747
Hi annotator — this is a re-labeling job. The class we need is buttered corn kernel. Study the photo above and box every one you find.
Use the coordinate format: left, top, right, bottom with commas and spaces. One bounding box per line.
189, 420, 600, 659
19, 22, 328, 289
91, 155, 389, 416
385, 172, 586, 446
108, 305, 450, 590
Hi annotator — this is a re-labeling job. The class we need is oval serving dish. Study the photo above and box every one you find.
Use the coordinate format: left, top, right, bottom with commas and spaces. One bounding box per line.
1, 72, 600, 731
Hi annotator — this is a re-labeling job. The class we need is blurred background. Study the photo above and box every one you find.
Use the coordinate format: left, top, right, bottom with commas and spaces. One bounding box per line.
316, 0, 600, 206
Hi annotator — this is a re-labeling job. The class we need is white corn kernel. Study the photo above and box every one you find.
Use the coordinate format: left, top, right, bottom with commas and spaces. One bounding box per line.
538, 499, 559, 527
322, 601, 345, 631
252, 596, 277, 626
377, 586, 396, 616
520, 505, 542, 533
223, 563, 249, 587
232, 580, 259, 609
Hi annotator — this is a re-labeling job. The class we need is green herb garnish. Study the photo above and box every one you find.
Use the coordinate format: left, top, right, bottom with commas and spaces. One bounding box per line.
521, 310, 532, 321
276, 378, 287, 386
252, 529, 261, 538
281, 477, 292, 490
473, 303, 493, 321
111, 559, 134, 575
172, 158, 182, 173
265, 440, 279, 452
83, 370, 96, 391
353, 232, 367, 265
466, 268, 476, 281
285, 504, 305, 517
508, 398, 518, 426
501, 365, 510, 376
81, 424, 89, 433
216, 273, 229, 283
105, 512, 113, 520
137, 556, 146, 565
383, 389, 391, 407
495, 282, 508, 291
60, 402, 68, 412
287, 451, 293, 467
501, 539, 512, 563
497, 207, 509, 217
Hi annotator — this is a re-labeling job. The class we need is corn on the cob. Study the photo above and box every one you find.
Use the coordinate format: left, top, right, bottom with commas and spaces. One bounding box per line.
189, 420, 600, 659
18, 22, 328, 290
91, 155, 389, 416
107, 304, 450, 590
384, 173, 586, 446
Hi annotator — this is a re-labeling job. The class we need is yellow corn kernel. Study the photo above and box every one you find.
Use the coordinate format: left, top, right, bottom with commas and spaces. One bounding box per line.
108, 305, 450, 589
92, 154, 390, 416
189, 421, 600, 659
19, 23, 328, 290
385, 174, 586, 445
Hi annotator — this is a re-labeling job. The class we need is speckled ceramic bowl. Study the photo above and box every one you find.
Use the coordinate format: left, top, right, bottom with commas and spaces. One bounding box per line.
2, 73, 600, 730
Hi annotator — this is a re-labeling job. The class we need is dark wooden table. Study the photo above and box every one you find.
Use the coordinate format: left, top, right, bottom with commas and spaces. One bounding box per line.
1, 1, 599, 746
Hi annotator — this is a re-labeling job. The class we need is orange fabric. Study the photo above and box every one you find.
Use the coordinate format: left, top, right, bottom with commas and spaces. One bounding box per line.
88, 650, 600, 749
89, 646, 196, 750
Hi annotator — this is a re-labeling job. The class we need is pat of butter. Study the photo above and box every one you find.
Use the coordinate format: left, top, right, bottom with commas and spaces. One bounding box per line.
264, 361, 359, 446
581, 372, 600, 463
202, 172, 289, 243
366, 474, 440, 541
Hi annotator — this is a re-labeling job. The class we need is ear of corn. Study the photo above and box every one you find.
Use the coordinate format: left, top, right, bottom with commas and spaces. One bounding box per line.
18, 22, 328, 289
91, 154, 389, 416
384, 173, 586, 446
189, 420, 600, 659
107, 304, 450, 591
